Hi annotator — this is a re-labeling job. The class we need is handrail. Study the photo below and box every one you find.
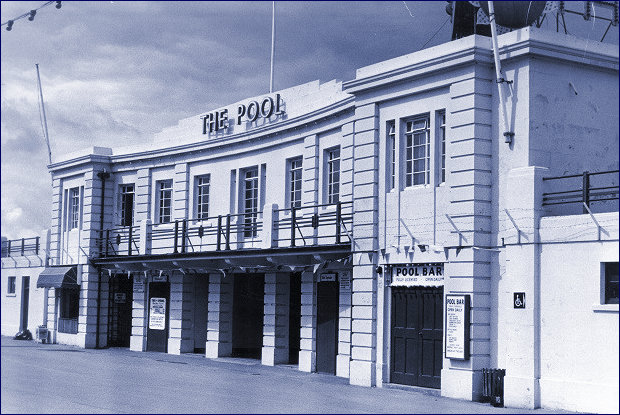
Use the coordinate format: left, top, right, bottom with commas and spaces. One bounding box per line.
542, 170, 619, 213
1, 236, 41, 258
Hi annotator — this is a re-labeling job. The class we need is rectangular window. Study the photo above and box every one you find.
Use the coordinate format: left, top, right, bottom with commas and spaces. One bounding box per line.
119, 184, 135, 227
196, 175, 211, 219
438, 110, 446, 184
7, 276, 16, 295
326, 147, 340, 204
605, 262, 619, 304
243, 168, 259, 237
69, 187, 80, 230
289, 158, 303, 209
405, 116, 430, 187
157, 180, 173, 224
387, 120, 396, 190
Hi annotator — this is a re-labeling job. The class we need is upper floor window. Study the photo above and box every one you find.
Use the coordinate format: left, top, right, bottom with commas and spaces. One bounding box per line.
326, 147, 340, 204
196, 175, 211, 220
438, 110, 446, 184
243, 168, 259, 237
405, 116, 430, 187
288, 157, 303, 209
387, 120, 396, 191
157, 180, 173, 224
119, 184, 135, 227
7, 276, 16, 296
604, 262, 619, 304
69, 187, 80, 230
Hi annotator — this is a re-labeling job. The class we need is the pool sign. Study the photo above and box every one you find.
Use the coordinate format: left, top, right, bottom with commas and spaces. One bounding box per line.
388, 263, 444, 287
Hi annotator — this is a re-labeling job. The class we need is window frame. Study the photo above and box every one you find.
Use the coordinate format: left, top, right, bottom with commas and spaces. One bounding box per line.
287, 157, 303, 209
242, 167, 259, 238
437, 110, 446, 185
156, 179, 173, 224
326, 146, 341, 205
7, 276, 16, 296
404, 115, 431, 188
195, 174, 211, 220
68, 187, 80, 230
603, 262, 619, 305
387, 120, 396, 191
119, 184, 135, 227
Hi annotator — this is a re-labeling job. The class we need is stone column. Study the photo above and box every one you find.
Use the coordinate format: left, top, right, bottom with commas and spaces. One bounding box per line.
130, 273, 148, 352
205, 273, 233, 358
298, 270, 317, 372
350, 103, 379, 387
173, 163, 189, 220
262, 272, 290, 365
168, 272, 194, 354
441, 68, 494, 401
135, 168, 151, 223
336, 270, 352, 378
500, 166, 548, 408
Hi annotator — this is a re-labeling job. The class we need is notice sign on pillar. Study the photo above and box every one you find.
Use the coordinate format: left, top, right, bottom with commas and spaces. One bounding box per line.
445, 294, 470, 360
149, 297, 166, 330
339, 271, 351, 291
133, 276, 145, 293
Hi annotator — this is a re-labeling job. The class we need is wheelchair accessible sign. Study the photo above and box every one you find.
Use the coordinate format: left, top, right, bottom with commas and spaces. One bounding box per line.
388, 263, 444, 287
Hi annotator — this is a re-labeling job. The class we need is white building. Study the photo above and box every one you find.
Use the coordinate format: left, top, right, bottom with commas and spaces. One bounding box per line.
5, 26, 617, 413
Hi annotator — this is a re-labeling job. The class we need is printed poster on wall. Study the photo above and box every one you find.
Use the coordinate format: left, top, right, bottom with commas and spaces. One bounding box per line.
339, 271, 351, 291
445, 294, 470, 360
149, 297, 166, 330
133, 276, 145, 293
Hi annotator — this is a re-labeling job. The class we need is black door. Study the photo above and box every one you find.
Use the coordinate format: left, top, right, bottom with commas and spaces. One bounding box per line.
289, 272, 301, 364
316, 280, 339, 374
20, 276, 30, 331
390, 287, 443, 388
147, 282, 170, 352
232, 274, 264, 358
108, 275, 134, 347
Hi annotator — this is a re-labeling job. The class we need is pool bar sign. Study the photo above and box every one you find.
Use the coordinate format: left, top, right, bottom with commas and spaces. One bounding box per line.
389, 263, 444, 287
445, 294, 470, 360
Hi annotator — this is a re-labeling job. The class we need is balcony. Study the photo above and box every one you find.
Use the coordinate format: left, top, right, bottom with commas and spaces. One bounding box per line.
1, 237, 41, 258
542, 170, 619, 216
93, 201, 353, 259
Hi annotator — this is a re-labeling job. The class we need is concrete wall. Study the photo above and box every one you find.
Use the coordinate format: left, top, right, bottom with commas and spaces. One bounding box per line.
1, 262, 46, 337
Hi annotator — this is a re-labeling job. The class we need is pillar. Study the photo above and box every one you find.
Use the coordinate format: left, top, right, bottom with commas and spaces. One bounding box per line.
168, 272, 194, 354
262, 272, 290, 365
298, 270, 316, 372
205, 273, 233, 358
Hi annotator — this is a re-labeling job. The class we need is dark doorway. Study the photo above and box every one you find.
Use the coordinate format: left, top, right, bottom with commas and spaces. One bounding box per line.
316, 280, 339, 374
194, 276, 209, 353
232, 274, 264, 359
390, 287, 443, 388
20, 276, 30, 331
108, 275, 134, 347
146, 282, 170, 352
288, 272, 301, 364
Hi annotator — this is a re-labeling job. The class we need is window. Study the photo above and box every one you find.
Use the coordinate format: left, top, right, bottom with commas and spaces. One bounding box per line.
157, 180, 173, 224
119, 184, 135, 226
438, 110, 446, 184
59, 288, 79, 334
604, 262, 619, 304
243, 168, 259, 238
7, 276, 16, 295
387, 121, 396, 191
326, 147, 340, 204
405, 116, 430, 187
288, 158, 303, 209
69, 187, 80, 230
196, 175, 211, 219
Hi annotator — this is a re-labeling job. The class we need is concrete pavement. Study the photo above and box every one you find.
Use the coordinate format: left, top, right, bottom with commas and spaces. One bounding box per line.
1, 337, 577, 414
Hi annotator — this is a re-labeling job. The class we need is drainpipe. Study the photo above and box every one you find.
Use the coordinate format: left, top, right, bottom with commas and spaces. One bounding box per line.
95, 169, 110, 348
488, 1, 515, 144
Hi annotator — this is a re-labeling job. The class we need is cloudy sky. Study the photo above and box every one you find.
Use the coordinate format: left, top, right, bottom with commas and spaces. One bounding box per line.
1, 1, 618, 240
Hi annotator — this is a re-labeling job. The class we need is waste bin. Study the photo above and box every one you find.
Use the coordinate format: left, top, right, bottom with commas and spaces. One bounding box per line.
36, 326, 49, 344
481, 368, 505, 407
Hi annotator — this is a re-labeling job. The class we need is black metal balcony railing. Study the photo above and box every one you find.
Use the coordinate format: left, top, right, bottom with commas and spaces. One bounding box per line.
542, 170, 619, 213
93, 201, 352, 258
1, 236, 40, 258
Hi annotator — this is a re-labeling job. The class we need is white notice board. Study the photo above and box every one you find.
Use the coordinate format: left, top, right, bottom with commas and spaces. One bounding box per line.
149, 297, 166, 330
445, 294, 470, 360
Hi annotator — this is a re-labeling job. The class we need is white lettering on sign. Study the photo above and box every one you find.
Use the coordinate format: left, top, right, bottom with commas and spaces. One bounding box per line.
339, 271, 351, 291
114, 293, 126, 304
149, 297, 166, 330
445, 294, 470, 360
389, 263, 444, 287
133, 277, 145, 293
320, 273, 337, 282
201, 94, 285, 135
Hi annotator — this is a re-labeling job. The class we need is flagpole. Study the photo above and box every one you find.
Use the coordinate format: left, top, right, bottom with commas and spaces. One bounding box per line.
35, 63, 52, 165
269, 0, 275, 93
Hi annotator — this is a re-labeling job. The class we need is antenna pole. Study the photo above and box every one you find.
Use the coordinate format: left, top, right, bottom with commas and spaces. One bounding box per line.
36, 64, 52, 165
269, 0, 275, 93
487, 1, 514, 144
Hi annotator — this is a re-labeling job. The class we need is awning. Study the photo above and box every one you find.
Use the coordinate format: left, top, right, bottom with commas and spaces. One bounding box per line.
37, 266, 79, 288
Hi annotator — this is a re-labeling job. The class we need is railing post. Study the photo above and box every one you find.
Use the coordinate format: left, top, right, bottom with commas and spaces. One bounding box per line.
291, 207, 296, 247
582, 171, 590, 213
173, 221, 179, 253
225, 215, 231, 250
128, 226, 133, 256
181, 220, 187, 253
105, 230, 110, 257
21, 238, 25, 256
35, 236, 40, 256
7, 240, 11, 257
217, 215, 222, 251
336, 201, 342, 244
